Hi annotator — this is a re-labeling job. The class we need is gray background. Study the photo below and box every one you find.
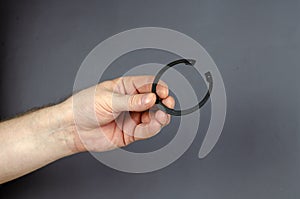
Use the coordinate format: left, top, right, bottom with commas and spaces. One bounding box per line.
0, 0, 300, 198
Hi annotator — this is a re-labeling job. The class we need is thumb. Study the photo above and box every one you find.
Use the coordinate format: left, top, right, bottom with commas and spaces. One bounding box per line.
112, 93, 156, 112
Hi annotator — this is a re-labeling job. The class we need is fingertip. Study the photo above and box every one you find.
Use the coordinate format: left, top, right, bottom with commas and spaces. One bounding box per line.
155, 110, 168, 125
162, 96, 175, 109
142, 93, 156, 106
156, 83, 169, 99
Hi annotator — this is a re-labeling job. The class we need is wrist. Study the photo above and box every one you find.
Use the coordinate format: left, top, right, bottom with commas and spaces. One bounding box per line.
55, 98, 86, 154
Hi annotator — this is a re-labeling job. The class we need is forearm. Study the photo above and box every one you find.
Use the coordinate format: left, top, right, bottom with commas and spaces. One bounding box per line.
0, 101, 77, 184
0, 76, 172, 184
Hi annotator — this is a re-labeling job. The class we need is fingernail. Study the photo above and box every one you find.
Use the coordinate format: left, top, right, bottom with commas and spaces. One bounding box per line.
142, 93, 153, 105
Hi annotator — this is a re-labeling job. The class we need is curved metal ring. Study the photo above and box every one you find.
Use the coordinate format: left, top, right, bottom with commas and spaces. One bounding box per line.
151, 59, 213, 116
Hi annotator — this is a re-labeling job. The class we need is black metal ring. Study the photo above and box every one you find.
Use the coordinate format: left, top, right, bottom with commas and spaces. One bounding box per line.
151, 59, 213, 116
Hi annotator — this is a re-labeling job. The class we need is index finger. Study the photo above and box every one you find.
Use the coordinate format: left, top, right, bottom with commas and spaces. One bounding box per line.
114, 76, 169, 99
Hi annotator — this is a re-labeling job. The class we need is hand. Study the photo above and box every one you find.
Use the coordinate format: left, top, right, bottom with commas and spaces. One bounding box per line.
68, 76, 175, 152
0, 75, 174, 183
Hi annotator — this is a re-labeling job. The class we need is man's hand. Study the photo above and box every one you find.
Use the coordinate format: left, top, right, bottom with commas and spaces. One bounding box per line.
0, 76, 174, 184
68, 76, 174, 152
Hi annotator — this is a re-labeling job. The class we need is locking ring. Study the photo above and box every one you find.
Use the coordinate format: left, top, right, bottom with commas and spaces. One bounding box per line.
151, 59, 213, 116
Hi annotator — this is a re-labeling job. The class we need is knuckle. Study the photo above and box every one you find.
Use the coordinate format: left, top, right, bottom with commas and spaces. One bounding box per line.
128, 95, 136, 109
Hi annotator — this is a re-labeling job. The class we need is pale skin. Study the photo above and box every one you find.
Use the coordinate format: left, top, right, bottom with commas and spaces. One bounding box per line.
0, 76, 174, 184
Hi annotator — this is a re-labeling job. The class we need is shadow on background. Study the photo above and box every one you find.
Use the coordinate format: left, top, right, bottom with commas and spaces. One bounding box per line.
0, 0, 11, 120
